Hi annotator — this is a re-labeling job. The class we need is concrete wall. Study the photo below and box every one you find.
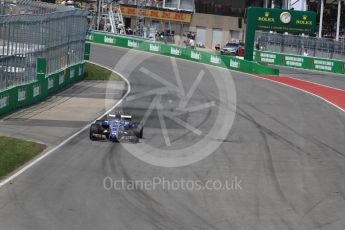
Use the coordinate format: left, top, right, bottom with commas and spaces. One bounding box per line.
189, 13, 244, 49
125, 13, 245, 49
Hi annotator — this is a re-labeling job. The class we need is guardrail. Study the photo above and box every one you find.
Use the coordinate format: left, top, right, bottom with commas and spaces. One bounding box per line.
254, 50, 345, 74
0, 58, 85, 117
85, 31, 279, 76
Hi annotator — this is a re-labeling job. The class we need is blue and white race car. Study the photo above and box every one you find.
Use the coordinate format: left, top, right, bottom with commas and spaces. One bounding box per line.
89, 113, 143, 143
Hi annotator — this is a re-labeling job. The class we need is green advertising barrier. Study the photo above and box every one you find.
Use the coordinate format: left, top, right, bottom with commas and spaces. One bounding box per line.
0, 60, 85, 117
84, 43, 91, 61
254, 50, 345, 75
86, 31, 279, 76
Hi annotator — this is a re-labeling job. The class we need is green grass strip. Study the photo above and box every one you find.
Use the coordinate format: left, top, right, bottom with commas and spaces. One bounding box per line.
0, 136, 46, 180
83, 62, 122, 81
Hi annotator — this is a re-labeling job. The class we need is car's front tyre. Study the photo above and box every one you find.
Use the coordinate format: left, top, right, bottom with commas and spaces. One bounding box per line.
90, 124, 102, 140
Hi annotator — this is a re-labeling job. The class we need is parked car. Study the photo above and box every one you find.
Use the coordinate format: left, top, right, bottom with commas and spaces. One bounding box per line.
220, 42, 244, 56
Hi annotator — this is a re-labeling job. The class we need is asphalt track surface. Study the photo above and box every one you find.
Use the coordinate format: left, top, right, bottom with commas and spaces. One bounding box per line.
0, 44, 345, 230
0, 80, 126, 146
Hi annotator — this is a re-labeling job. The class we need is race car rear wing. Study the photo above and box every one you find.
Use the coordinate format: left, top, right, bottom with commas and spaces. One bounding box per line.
108, 113, 132, 120
121, 114, 132, 119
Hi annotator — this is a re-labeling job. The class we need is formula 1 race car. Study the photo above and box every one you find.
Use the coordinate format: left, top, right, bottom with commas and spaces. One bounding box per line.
89, 113, 143, 143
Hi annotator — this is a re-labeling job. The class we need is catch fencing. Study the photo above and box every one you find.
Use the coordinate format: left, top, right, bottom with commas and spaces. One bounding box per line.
0, 0, 88, 116
0, 0, 88, 91
255, 31, 345, 60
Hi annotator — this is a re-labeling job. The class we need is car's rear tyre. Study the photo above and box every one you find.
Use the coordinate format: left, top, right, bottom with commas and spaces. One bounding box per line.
131, 122, 142, 139
139, 127, 143, 138
90, 124, 102, 140
133, 125, 143, 139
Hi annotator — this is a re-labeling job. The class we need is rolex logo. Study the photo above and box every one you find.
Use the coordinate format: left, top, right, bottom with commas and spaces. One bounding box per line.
258, 11, 275, 22
296, 14, 312, 25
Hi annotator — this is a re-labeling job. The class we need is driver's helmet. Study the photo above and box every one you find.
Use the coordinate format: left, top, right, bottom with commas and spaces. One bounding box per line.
115, 114, 121, 121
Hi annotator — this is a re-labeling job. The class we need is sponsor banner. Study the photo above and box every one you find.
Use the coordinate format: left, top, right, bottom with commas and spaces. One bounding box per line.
170, 47, 181, 56
259, 52, 277, 64
33, 84, 40, 97
120, 6, 192, 23
250, 7, 316, 34
48, 77, 54, 89
284, 55, 304, 67
18, 88, 26, 102
190, 51, 201, 60
104, 36, 116, 44
313, 59, 334, 72
210, 55, 221, 65
230, 59, 240, 69
0, 95, 9, 109
255, 50, 345, 74
128, 40, 139, 48
149, 43, 160, 52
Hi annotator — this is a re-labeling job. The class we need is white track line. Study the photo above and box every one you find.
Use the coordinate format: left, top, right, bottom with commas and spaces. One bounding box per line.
0, 61, 131, 188
278, 74, 345, 92
252, 75, 345, 113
